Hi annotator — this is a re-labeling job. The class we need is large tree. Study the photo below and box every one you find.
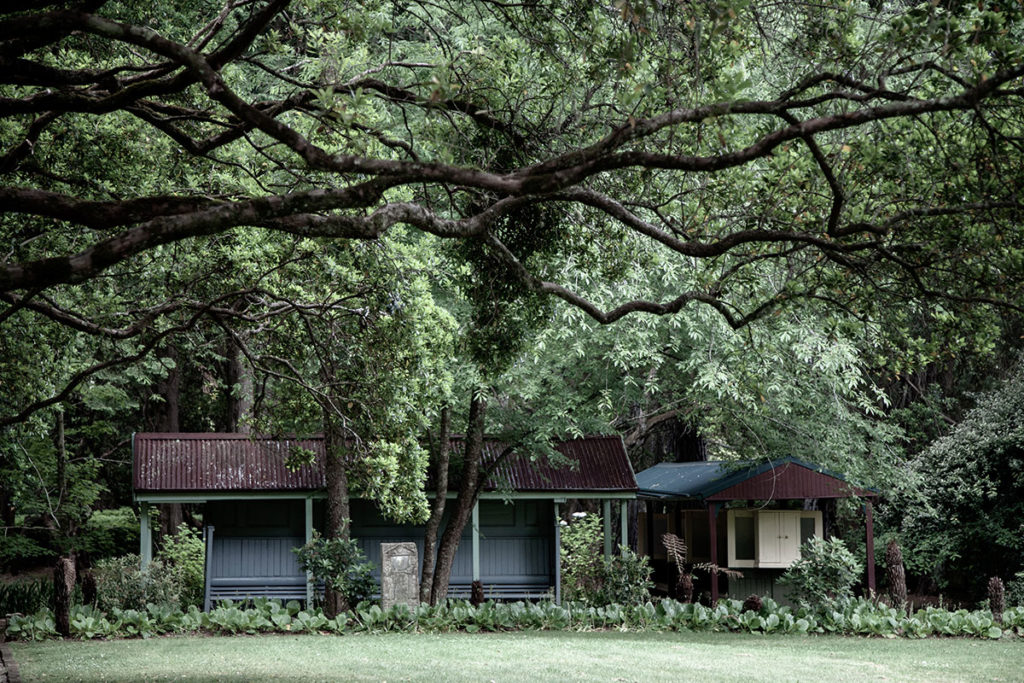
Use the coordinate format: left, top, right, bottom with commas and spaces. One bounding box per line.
4, 0, 1024, 603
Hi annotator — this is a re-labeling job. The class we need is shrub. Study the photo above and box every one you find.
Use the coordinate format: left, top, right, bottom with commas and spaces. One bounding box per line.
293, 531, 375, 607
779, 536, 862, 610
0, 534, 56, 572
1005, 571, 1024, 608
597, 547, 653, 605
80, 507, 140, 561
93, 554, 182, 611
158, 524, 205, 608
560, 512, 652, 605
560, 512, 604, 604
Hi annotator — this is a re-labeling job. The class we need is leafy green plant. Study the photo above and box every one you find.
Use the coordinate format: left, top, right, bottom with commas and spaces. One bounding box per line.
293, 531, 375, 607
0, 534, 56, 573
93, 554, 182, 611
1005, 571, 1024, 608
157, 524, 205, 608
560, 513, 652, 605
597, 547, 654, 606
5, 597, 1021, 641
5, 608, 58, 640
560, 512, 604, 604
780, 537, 863, 610
70, 604, 115, 639
80, 507, 140, 561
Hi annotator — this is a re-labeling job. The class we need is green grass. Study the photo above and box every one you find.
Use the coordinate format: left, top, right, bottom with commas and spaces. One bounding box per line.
9, 631, 1023, 682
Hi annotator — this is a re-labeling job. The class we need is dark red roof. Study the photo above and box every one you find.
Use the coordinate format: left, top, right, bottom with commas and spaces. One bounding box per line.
706, 459, 873, 500
637, 457, 874, 502
133, 433, 636, 494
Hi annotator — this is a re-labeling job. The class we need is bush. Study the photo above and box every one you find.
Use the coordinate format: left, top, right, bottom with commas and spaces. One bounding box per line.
779, 537, 862, 610
560, 512, 652, 605
80, 507, 139, 561
560, 512, 604, 604
1005, 571, 1024, 608
93, 554, 183, 611
293, 532, 375, 607
158, 524, 205, 608
0, 534, 56, 572
597, 547, 653, 606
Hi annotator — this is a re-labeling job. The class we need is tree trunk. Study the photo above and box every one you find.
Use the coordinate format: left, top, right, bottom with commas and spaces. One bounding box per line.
154, 349, 183, 542
430, 392, 486, 603
419, 406, 451, 605
885, 539, 907, 609
155, 347, 180, 432
54, 409, 66, 515
225, 337, 253, 433
54, 555, 75, 637
323, 411, 351, 618
0, 483, 14, 528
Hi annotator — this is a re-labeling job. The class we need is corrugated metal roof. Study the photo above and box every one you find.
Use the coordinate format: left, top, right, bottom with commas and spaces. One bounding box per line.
636, 457, 874, 502
133, 433, 636, 494
480, 436, 637, 492
133, 433, 326, 493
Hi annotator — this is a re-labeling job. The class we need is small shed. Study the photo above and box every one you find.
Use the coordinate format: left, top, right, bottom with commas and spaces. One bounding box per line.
132, 433, 637, 608
635, 457, 877, 603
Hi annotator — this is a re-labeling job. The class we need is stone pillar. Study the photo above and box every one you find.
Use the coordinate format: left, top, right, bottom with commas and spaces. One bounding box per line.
381, 542, 419, 610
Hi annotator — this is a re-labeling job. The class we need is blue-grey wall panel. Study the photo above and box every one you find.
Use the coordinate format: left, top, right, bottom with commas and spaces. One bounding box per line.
211, 536, 304, 578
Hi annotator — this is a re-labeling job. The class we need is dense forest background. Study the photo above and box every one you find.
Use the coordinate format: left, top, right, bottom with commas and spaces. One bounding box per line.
2, 0, 1023, 604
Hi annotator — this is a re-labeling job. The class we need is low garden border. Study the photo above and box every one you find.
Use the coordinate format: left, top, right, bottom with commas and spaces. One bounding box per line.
5, 596, 1023, 642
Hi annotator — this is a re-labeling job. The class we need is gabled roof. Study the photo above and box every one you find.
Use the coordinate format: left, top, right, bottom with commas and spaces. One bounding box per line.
133, 432, 637, 495
636, 457, 874, 502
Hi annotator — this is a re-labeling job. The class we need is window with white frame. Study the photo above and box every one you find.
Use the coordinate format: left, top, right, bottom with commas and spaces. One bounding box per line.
726, 509, 822, 568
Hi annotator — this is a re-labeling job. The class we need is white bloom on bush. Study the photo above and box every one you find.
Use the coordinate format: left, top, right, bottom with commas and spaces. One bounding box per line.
572, 511, 587, 518
559, 520, 568, 526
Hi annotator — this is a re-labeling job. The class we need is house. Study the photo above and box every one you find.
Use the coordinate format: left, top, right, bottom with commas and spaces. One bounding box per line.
132, 433, 637, 609
635, 457, 877, 603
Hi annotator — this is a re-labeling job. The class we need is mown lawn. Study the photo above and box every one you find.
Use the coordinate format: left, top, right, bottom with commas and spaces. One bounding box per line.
9, 630, 1022, 682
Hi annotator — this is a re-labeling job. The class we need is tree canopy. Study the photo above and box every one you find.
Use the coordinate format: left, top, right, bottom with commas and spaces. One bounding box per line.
2, 0, 1023, 329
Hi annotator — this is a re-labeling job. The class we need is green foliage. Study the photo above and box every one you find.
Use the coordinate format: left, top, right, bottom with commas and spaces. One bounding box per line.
780, 537, 863, 610
293, 531, 376, 607
598, 548, 654, 607
0, 535, 56, 573
559, 512, 653, 605
0, 578, 54, 616
559, 512, 604, 604
8, 597, 1024, 641
896, 362, 1024, 596
1006, 572, 1024, 609
80, 507, 139, 561
156, 524, 205, 608
92, 555, 183, 612
4, 608, 58, 641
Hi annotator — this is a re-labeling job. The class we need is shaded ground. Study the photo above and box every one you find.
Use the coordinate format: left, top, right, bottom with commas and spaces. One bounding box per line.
8, 630, 1023, 682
